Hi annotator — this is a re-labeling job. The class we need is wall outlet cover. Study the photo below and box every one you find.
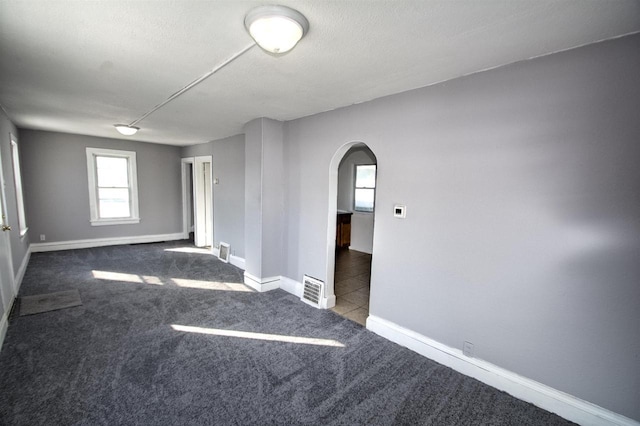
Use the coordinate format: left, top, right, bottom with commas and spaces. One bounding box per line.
393, 204, 406, 218
463, 341, 474, 357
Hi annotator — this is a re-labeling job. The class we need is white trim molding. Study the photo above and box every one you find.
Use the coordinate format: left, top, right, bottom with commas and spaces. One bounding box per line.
366, 315, 639, 426
30, 233, 185, 253
243, 272, 280, 292
0, 246, 25, 351
0, 308, 9, 352
181, 157, 195, 238
212, 247, 246, 270
322, 292, 336, 309
279, 276, 303, 298
86, 147, 140, 226
13, 247, 30, 294
10, 134, 28, 236
229, 255, 245, 270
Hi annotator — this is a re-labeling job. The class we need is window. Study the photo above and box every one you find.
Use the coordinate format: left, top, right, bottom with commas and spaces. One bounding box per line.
10, 135, 28, 237
354, 164, 376, 212
86, 148, 139, 226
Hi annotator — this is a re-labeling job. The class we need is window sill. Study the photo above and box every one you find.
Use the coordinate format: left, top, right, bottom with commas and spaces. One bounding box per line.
90, 218, 140, 227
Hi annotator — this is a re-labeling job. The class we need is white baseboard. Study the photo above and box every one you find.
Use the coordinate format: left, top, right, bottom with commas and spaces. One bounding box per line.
366, 315, 639, 426
212, 247, 245, 270
14, 247, 31, 295
280, 276, 303, 297
1, 246, 31, 352
0, 309, 8, 352
347, 245, 372, 255
322, 293, 336, 309
229, 255, 245, 270
236, 272, 335, 309
0, 247, 31, 352
243, 272, 280, 292
30, 233, 186, 252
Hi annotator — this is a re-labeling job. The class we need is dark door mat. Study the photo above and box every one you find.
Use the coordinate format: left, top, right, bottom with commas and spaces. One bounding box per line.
19, 290, 82, 316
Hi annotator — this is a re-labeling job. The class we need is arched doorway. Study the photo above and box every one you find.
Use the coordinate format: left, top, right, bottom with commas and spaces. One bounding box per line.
325, 142, 377, 325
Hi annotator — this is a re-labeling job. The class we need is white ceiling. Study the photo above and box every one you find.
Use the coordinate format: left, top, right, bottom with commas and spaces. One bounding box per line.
1, 1, 639, 146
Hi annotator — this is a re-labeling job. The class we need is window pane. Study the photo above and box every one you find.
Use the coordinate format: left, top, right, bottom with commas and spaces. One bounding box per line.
98, 188, 130, 218
11, 138, 27, 233
96, 156, 128, 187
355, 188, 375, 212
356, 165, 376, 188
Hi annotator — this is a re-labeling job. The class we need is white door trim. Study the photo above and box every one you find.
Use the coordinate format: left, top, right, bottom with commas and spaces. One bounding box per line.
181, 158, 194, 239
0, 140, 17, 350
193, 156, 213, 248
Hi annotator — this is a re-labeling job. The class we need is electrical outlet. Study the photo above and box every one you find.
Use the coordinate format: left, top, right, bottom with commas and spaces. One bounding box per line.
40, 234, 46, 241
463, 341, 474, 358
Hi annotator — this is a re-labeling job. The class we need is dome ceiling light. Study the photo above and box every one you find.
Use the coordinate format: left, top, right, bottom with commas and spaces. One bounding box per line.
114, 124, 140, 136
245, 5, 309, 54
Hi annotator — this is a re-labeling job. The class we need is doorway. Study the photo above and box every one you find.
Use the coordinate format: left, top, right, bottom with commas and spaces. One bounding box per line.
0, 146, 16, 329
182, 156, 213, 248
325, 142, 377, 325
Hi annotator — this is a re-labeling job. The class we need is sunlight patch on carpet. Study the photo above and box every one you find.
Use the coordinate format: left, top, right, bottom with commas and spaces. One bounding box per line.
171, 324, 346, 347
92, 270, 147, 284
171, 278, 252, 292
92, 270, 249, 292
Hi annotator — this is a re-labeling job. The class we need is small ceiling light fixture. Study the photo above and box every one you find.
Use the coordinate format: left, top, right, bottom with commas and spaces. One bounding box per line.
114, 124, 140, 136
245, 5, 309, 54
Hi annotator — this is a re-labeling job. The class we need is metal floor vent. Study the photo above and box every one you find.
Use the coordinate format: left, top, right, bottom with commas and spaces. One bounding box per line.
301, 275, 324, 307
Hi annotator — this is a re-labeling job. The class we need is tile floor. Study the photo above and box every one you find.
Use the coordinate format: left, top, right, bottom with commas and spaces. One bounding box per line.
331, 248, 371, 326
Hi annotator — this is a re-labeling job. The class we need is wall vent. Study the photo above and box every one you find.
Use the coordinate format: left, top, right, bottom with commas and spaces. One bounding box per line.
301, 275, 324, 307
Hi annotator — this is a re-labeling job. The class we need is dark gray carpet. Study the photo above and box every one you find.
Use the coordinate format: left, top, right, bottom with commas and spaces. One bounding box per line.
19, 289, 82, 316
0, 241, 575, 425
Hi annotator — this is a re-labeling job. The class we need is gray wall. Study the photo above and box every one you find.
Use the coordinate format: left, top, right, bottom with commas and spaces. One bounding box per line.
181, 134, 245, 258
283, 33, 640, 420
337, 145, 376, 253
0, 110, 29, 278
20, 130, 182, 242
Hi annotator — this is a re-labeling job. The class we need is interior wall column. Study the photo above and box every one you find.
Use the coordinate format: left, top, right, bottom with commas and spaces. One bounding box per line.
243, 118, 284, 291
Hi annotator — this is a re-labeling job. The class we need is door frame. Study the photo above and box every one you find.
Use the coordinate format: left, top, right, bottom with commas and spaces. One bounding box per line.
182, 156, 213, 248
325, 141, 361, 308
325, 141, 377, 310
0, 142, 16, 322
180, 158, 194, 239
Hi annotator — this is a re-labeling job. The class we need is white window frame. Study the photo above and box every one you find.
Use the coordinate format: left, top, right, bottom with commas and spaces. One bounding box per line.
86, 147, 140, 226
354, 164, 376, 213
10, 134, 28, 237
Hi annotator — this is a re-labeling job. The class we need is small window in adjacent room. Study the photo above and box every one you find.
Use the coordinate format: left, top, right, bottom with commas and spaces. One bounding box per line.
354, 164, 376, 212
86, 147, 139, 226
10, 134, 28, 237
